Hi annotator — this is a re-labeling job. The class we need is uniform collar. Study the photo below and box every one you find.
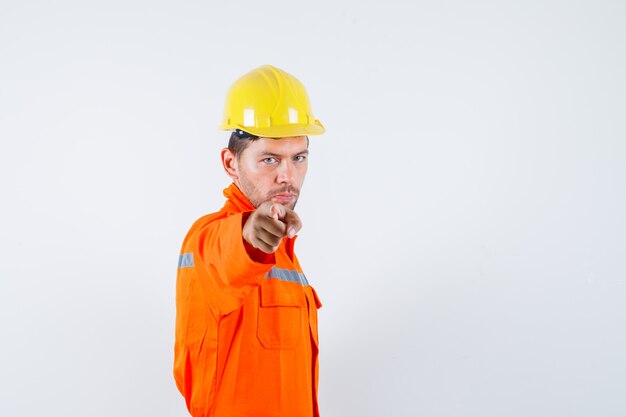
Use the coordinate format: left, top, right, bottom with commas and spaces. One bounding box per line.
223, 182, 255, 213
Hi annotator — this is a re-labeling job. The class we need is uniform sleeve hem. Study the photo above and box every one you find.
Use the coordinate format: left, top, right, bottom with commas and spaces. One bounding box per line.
220, 212, 275, 287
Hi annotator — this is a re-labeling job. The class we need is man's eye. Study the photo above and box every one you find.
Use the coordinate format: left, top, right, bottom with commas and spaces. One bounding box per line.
263, 157, 277, 164
295, 155, 306, 162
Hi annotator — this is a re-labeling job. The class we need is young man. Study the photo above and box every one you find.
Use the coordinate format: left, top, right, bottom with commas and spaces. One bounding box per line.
174, 65, 325, 417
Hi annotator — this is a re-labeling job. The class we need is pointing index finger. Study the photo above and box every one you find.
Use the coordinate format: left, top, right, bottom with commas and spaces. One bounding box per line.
268, 203, 286, 221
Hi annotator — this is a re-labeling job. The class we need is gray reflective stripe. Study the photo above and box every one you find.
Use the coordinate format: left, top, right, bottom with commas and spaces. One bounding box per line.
265, 267, 309, 286
178, 253, 194, 268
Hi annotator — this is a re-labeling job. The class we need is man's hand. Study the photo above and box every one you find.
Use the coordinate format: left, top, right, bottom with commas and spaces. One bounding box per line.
242, 201, 303, 254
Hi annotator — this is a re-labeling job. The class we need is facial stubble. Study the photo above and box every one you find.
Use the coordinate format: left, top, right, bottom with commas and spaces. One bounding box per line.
237, 169, 300, 211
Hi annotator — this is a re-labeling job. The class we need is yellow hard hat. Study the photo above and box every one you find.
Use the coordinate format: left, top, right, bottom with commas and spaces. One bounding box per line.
220, 65, 325, 138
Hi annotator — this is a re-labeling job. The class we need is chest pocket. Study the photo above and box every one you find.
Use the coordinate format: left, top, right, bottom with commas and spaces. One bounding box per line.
257, 279, 306, 350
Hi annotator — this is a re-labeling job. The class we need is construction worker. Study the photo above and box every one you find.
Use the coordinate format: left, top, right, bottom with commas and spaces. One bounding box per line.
174, 65, 325, 417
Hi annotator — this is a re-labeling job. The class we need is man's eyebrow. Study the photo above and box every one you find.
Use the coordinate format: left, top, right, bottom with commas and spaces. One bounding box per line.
256, 149, 309, 157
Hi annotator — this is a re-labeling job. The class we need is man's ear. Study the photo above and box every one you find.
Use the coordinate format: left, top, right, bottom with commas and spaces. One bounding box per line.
221, 148, 239, 181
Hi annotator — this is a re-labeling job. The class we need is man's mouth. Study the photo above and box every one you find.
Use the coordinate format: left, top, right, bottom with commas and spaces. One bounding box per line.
272, 193, 296, 203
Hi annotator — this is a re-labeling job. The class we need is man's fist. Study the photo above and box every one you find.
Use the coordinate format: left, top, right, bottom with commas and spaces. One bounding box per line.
242, 201, 303, 254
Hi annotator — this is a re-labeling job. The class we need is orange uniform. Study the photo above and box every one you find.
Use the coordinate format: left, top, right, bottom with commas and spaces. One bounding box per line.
174, 183, 322, 417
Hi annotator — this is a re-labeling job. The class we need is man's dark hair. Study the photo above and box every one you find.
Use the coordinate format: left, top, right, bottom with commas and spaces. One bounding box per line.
228, 129, 260, 159
228, 129, 309, 159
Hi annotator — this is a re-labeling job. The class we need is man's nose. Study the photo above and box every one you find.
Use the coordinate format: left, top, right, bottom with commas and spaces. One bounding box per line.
276, 160, 294, 184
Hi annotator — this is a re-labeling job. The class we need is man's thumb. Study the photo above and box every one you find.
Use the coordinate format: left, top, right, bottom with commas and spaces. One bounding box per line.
284, 211, 302, 238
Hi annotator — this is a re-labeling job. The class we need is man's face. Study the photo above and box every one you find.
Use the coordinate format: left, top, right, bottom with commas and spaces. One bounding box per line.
234, 136, 309, 210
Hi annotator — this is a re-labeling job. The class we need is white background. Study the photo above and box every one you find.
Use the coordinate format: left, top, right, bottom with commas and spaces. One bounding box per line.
1, 1, 625, 416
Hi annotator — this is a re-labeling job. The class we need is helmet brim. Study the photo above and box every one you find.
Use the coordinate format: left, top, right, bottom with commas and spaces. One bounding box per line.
221, 121, 325, 138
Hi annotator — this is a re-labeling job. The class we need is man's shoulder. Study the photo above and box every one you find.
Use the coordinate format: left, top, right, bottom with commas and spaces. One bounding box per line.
186, 200, 253, 235
178, 209, 233, 251
186, 209, 230, 234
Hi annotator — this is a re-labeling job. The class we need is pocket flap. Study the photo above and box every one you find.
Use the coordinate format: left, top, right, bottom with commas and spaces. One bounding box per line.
260, 279, 305, 307
310, 286, 323, 309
